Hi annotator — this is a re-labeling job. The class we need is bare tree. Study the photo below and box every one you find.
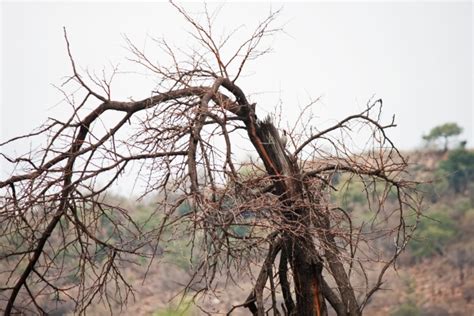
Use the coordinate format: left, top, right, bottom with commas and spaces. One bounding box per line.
0, 4, 421, 316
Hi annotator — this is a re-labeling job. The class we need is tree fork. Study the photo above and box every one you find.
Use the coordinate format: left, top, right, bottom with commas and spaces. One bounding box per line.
240, 106, 328, 315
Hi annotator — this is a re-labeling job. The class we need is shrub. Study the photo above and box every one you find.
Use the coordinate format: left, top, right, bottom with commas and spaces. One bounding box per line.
391, 300, 420, 316
332, 177, 366, 211
438, 149, 474, 194
153, 300, 193, 316
392, 276, 421, 316
409, 211, 457, 260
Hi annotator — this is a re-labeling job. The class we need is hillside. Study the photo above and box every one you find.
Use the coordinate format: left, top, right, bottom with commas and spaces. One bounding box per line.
5, 148, 473, 315
87, 148, 474, 315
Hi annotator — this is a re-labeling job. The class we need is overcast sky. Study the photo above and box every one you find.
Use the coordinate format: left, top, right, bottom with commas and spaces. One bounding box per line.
1, 1, 473, 178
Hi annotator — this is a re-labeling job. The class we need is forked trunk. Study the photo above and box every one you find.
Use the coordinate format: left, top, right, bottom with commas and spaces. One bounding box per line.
244, 115, 328, 315
289, 235, 328, 316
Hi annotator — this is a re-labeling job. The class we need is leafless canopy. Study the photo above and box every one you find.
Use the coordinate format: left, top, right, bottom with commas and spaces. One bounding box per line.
0, 4, 421, 316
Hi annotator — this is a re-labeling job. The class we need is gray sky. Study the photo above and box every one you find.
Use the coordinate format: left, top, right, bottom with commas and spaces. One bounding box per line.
1, 1, 473, 173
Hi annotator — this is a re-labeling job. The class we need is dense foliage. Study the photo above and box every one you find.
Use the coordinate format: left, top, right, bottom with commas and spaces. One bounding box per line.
438, 148, 474, 193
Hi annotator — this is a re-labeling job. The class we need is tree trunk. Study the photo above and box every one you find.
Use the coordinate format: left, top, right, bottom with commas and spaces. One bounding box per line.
288, 234, 327, 316
243, 114, 328, 315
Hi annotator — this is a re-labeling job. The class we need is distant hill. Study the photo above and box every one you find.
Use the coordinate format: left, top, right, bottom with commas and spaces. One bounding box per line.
31, 148, 474, 315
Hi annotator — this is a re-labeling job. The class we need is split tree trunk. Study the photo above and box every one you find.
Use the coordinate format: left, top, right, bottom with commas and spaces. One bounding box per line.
221, 81, 360, 315
288, 234, 328, 316
244, 115, 328, 316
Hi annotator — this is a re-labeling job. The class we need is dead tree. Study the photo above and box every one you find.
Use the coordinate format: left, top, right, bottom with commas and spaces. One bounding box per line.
0, 4, 421, 315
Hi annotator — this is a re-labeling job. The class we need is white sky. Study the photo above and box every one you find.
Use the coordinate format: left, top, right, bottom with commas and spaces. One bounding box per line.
1, 1, 473, 177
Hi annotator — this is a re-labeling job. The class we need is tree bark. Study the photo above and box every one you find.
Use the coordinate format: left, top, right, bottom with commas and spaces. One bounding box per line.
242, 112, 328, 315
288, 234, 328, 316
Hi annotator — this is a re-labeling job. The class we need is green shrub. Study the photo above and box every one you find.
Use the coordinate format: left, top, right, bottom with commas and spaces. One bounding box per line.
332, 178, 366, 211
163, 237, 193, 271
454, 197, 472, 213
391, 300, 421, 316
153, 308, 191, 316
153, 300, 193, 316
438, 149, 474, 193
391, 276, 421, 316
409, 211, 457, 260
177, 200, 192, 215
418, 180, 448, 203
231, 224, 250, 237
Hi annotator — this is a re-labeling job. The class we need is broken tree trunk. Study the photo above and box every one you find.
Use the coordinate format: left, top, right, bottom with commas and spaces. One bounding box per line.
243, 114, 328, 316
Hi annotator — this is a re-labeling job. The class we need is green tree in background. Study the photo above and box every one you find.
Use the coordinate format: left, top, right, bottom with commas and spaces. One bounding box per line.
438, 148, 474, 194
423, 122, 463, 152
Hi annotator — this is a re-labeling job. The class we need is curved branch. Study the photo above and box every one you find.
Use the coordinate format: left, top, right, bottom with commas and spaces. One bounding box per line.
294, 99, 399, 157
